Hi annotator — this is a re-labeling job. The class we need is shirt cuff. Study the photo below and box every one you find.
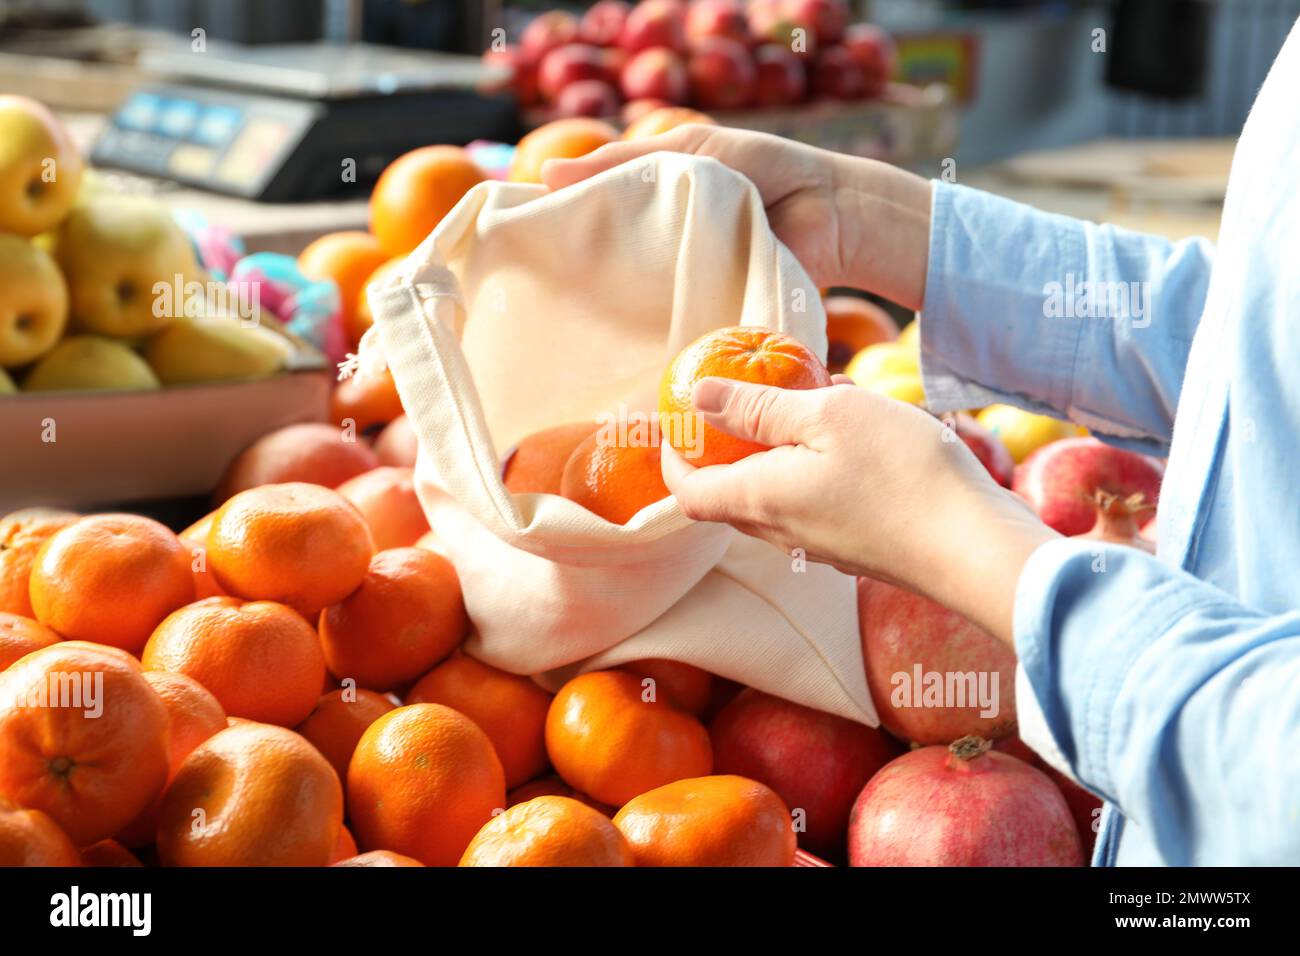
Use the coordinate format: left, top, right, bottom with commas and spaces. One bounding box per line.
918, 180, 1087, 416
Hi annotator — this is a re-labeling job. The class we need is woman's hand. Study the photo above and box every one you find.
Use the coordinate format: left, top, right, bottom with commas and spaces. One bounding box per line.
663, 377, 1059, 645
542, 124, 934, 310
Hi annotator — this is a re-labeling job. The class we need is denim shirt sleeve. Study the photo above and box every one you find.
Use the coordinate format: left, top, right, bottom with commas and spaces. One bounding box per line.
919, 181, 1215, 457
1014, 538, 1300, 865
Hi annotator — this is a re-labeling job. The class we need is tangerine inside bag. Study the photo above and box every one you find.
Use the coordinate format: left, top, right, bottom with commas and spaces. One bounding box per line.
359, 151, 876, 725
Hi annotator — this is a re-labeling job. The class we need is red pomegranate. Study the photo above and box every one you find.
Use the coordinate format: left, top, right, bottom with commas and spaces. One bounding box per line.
859, 577, 1017, 745
709, 688, 903, 860
1013, 437, 1164, 536
1078, 489, 1156, 553
948, 413, 1015, 487
847, 736, 1084, 866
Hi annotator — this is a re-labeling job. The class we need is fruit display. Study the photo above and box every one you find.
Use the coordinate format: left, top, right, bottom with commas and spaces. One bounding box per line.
0, 68, 1147, 874
489, 1, 897, 120
0, 97, 317, 398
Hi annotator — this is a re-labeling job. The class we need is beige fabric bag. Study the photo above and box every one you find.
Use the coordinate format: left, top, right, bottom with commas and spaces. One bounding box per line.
360, 151, 876, 725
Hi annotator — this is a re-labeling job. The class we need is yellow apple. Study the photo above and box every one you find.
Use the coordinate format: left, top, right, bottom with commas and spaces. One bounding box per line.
22, 335, 160, 392
896, 320, 920, 352
55, 195, 201, 339
865, 373, 927, 406
144, 317, 293, 385
843, 342, 919, 388
0, 367, 15, 395
976, 404, 1080, 463
0, 95, 84, 237
0, 234, 68, 368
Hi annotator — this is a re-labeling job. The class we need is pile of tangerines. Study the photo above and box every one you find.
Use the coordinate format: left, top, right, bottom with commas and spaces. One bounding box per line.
0, 325, 843, 868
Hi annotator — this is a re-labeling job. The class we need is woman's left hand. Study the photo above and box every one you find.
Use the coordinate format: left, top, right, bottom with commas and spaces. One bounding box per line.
662, 377, 1058, 644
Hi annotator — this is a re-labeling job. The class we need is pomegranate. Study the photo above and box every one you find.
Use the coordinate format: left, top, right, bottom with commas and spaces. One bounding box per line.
520, 10, 580, 64
687, 36, 758, 110
709, 688, 903, 861
753, 43, 807, 107
1014, 437, 1164, 536
619, 0, 688, 54
685, 0, 752, 47
620, 47, 690, 105
858, 577, 1017, 745
847, 736, 1085, 866
843, 23, 896, 97
537, 44, 614, 102
1078, 489, 1156, 553
994, 736, 1103, 859
783, 0, 850, 47
554, 79, 622, 119
810, 45, 865, 99
947, 412, 1015, 487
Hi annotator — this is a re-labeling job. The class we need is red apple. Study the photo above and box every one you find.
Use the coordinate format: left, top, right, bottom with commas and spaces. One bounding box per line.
520, 10, 580, 63
710, 688, 903, 861
579, 0, 632, 46
949, 412, 1015, 487
783, 0, 850, 46
686, 0, 751, 47
810, 45, 865, 99
619, 0, 687, 54
750, 0, 817, 60
481, 44, 541, 107
553, 79, 622, 118
620, 47, 689, 104
538, 43, 614, 102
687, 36, 757, 110
858, 576, 1018, 745
753, 43, 807, 107
1013, 437, 1164, 536
844, 23, 897, 97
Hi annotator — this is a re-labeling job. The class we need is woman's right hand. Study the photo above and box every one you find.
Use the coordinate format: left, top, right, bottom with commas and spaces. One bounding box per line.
541, 123, 934, 310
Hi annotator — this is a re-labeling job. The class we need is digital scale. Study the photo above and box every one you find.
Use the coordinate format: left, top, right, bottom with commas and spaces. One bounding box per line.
90, 42, 518, 202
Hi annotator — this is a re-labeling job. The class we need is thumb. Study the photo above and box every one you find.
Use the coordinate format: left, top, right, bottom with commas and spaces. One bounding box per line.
692, 377, 819, 451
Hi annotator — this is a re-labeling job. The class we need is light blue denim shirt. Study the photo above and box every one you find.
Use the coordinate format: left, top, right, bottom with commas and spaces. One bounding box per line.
917, 21, 1300, 865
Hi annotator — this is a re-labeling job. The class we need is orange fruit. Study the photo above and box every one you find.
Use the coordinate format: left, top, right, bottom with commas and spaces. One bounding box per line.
351, 257, 402, 344
296, 231, 392, 348
179, 510, 216, 544
0, 796, 81, 866
330, 367, 404, 434
0, 611, 60, 670
545, 670, 712, 806
335, 466, 430, 550
507, 775, 614, 817
613, 774, 796, 866
157, 722, 342, 866
332, 849, 424, 867
509, 118, 619, 184
214, 423, 380, 505
187, 543, 226, 599
348, 703, 505, 866
502, 421, 600, 495
374, 414, 419, 468
823, 295, 898, 373
369, 145, 487, 257
406, 650, 552, 788
115, 669, 228, 847
659, 326, 833, 467
619, 659, 714, 716
28, 514, 195, 653
559, 432, 670, 524
0, 508, 78, 617
80, 838, 142, 867
330, 823, 358, 864
294, 688, 396, 780
459, 795, 633, 867
622, 106, 716, 140
208, 483, 375, 618
142, 597, 326, 727
319, 547, 466, 691
0, 642, 169, 845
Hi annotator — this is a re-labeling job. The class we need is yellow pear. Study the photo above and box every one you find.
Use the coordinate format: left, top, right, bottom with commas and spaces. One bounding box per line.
0, 234, 68, 368
55, 194, 201, 339
144, 317, 293, 385
976, 404, 1080, 463
865, 374, 927, 406
843, 342, 919, 388
0, 95, 84, 237
23, 335, 160, 392
0, 366, 15, 395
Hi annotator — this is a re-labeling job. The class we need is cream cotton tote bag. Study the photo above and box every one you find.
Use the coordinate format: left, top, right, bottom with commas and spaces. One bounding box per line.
356, 151, 876, 725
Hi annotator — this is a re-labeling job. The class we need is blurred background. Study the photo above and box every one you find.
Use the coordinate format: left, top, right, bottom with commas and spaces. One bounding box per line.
2, 0, 1281, 510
